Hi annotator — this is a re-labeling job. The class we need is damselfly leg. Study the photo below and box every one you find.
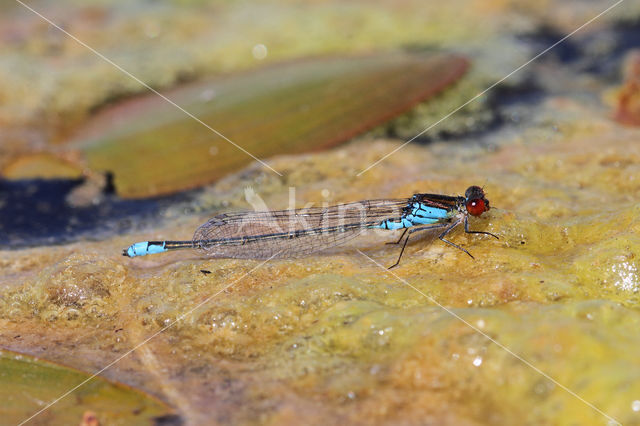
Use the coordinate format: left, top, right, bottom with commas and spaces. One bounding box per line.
437, 218, 474, 259
463, 216, 499, 240
388, 223, 449, 269
435, 216, 499, 261
387, 215, 498, 269
386, 228, 408, 245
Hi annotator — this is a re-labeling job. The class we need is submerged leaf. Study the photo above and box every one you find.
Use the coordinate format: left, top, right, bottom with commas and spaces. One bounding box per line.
0, 349, 174, 425
76, 52, 468, 198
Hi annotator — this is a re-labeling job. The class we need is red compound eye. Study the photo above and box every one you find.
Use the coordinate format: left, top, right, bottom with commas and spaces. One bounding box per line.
466, 199, 486, 216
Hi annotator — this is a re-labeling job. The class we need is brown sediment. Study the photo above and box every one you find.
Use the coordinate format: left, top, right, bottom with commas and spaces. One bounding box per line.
613, 50, 640, 126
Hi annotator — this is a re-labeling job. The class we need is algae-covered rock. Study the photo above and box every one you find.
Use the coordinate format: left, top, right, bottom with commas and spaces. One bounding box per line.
3, 1, 640, 425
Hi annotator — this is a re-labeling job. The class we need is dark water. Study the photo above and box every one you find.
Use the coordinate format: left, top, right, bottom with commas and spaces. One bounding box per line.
520, 20, 640, 80
0, 178, 194, 249
420, 20, 640, 142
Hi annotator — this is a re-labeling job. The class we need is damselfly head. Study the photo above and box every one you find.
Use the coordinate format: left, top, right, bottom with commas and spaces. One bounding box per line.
464, 185, 490, 216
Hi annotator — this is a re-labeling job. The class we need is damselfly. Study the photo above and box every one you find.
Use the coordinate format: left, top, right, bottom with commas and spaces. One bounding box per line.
123, 186, 498, 268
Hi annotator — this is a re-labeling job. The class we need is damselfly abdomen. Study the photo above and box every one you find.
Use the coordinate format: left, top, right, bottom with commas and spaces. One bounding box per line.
123, 186, 498, 268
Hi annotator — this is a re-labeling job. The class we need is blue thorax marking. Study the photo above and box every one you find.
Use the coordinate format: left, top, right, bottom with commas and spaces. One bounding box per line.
371, 202, 451, 230
410, 202, 450, 219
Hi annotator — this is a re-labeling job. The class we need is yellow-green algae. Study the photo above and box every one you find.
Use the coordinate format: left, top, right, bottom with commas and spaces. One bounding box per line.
0, 349, 173, 425
2, 95, 640, 424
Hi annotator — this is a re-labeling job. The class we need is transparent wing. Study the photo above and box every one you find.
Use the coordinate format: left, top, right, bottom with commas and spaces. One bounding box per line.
192, 199, 408, 259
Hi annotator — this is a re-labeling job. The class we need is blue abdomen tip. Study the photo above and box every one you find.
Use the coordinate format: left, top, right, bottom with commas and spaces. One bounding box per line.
124, 241, 166, 257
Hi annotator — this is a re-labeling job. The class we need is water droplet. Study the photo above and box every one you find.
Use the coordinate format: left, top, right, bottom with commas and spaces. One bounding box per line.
632, 400, 640, 412
252, 44, 268, 60
611, 262, 639, 292
472, 356, 483, 367
200, 88, 216, 102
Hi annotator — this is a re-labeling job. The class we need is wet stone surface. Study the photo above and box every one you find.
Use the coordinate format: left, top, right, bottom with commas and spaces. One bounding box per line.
1, 1, 640, 425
